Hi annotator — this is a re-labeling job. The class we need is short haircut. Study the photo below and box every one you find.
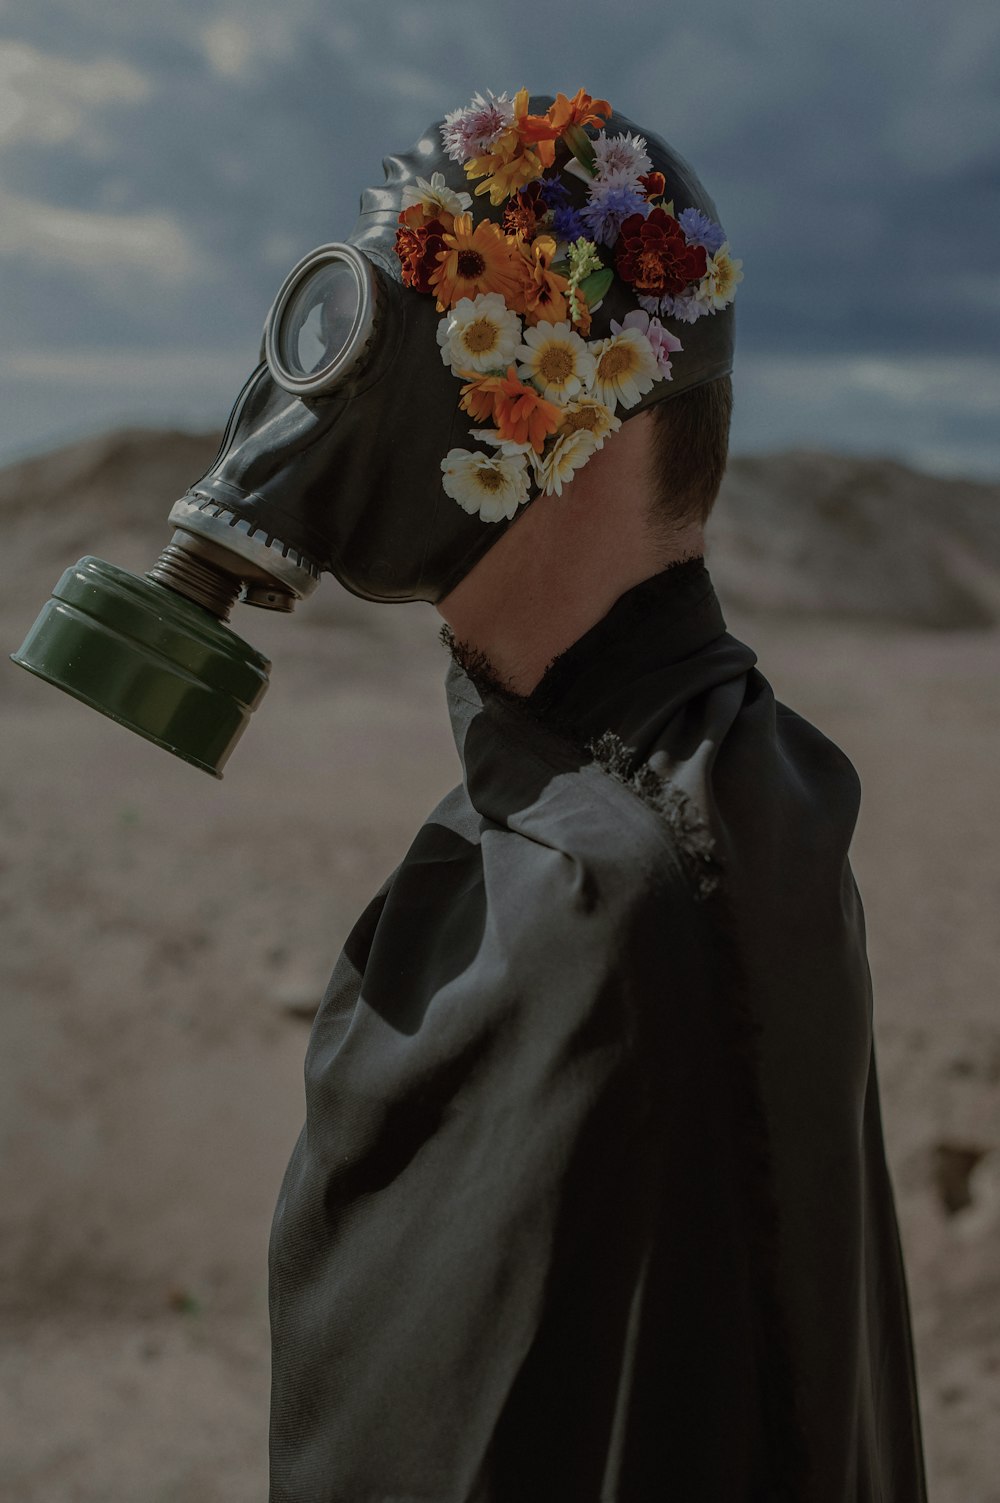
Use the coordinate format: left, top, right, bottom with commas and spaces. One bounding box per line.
646, 375, 733, 532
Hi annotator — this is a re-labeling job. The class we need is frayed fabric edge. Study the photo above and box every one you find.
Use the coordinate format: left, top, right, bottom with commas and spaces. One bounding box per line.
587, 730, 723, 900
439, 629, 725, 901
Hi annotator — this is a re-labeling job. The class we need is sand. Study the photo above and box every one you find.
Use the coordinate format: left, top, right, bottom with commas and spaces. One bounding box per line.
1, 431, 998, 1501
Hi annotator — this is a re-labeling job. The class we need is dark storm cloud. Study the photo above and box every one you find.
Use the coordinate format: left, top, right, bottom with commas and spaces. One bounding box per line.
1, 0, 998, 472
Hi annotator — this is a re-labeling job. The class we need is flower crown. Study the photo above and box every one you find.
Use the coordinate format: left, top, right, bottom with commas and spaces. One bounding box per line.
394, 87, 742, 524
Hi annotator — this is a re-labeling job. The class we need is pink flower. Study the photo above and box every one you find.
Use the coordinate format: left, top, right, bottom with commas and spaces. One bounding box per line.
441, 91, 515, 163
611, 309, 683, 380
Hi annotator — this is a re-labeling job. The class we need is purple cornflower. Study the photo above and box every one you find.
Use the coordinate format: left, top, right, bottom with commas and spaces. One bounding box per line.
581, 184, 649, 247
677, 207, 726, 255
593, 130, 652, 182
658, 289, 712, 324
637, 294, 666, 318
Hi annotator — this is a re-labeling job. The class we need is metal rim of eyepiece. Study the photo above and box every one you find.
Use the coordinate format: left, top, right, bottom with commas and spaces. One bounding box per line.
264, 242, 379, 397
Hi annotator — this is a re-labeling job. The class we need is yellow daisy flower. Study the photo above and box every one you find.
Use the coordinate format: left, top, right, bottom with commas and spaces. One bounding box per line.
441, 447, 531, 523
701, 243, 744, 310
436, 294, 523, 375
531, 430, 600, 496
587, 327, 660, 411
516, 321, 596, 407
400, 171, 473, 221
557, 396, 621, 449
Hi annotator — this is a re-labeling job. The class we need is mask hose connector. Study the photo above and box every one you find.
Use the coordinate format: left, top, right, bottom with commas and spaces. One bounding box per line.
146, 536, 244, 621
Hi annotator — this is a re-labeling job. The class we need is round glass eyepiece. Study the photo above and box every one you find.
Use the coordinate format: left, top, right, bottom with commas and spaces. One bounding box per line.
265, 244, 378, 396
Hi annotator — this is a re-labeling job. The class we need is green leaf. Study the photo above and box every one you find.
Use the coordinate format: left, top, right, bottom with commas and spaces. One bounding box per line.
579, 267, 613, 304
563, 123, 597, 177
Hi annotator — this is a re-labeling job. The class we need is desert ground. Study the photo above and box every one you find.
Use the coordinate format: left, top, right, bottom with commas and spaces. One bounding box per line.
1, 430, 998, 1501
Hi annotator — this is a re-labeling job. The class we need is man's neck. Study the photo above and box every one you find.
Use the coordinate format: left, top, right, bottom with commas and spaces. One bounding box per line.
436, 422, 704, 695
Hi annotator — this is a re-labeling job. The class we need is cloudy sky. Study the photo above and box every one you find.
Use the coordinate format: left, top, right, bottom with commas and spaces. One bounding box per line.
2, 0, 998, 477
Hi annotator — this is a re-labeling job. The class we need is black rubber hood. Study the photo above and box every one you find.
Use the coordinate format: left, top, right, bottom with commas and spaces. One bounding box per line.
180, 97, 736, 605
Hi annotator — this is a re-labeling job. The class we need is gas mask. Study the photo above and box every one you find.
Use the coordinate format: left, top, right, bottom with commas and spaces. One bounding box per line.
12, 89, 737, 776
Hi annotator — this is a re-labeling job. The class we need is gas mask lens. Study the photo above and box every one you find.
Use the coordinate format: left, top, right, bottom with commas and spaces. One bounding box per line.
265, 243, 378, 396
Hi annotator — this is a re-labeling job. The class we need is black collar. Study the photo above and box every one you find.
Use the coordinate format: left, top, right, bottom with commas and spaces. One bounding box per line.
525, 557, 725, 726
445, 557, 733, 746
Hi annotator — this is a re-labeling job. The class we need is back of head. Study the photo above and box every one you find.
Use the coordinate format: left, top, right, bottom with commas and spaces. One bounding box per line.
372, 86, 742, 578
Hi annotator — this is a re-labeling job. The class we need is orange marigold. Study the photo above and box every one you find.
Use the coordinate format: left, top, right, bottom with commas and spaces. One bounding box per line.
460, 367, 562, 454
502, 182, 548, 241
395, 214, 451, 296
429, 213, 525, 311
397, 201, 455, 234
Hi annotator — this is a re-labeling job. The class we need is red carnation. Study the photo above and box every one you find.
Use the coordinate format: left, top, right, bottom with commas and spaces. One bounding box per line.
395, 216, 449, 295
614, 207, 707, 298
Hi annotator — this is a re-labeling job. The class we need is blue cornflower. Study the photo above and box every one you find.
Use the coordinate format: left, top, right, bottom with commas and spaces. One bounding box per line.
581, 184, 648, 247
537, 176, 572, 209
678, 207, 726, 255
551, 205, 587, 242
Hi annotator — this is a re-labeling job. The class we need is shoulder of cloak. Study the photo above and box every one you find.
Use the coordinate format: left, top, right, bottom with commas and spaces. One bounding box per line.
457, 731, 723, 1047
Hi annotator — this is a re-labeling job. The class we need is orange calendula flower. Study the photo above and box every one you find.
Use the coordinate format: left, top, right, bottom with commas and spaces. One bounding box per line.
516, 234, 571, 326
518, 87, 565, 153
459, 366, 562, 454
457, 374, 499, 427
511, 87, 557, 165
545, 88, 612, 135
430, 214, 525, 311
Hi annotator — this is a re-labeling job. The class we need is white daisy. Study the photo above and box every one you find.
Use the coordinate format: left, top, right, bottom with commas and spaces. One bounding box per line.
436, 294, 523, 375
468, 428, 535, 458
441, 447, 531, 523
557, 396, 621, 449
531, 430, 600, 497
611, 310, 683, 380
587, 327, 661, 411
700, 243, 744, 310
401, 170, 473, 220
516, 321, 596, 407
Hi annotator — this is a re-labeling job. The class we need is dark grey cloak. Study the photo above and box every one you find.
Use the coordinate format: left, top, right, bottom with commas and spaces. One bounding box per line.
268, 560, 927, 1503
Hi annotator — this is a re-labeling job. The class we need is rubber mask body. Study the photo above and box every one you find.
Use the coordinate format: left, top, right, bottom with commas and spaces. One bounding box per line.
180, 102, 736, 605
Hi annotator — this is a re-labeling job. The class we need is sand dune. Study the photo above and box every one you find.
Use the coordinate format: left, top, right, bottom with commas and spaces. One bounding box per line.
1, 431, 998, 1501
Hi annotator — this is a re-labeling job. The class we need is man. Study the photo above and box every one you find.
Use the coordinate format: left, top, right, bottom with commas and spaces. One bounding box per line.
265, 90, 928, 1501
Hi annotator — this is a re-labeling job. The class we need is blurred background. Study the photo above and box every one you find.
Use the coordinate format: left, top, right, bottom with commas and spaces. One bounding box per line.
3, 0, 1000, 477
1, 2, 998, 1500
